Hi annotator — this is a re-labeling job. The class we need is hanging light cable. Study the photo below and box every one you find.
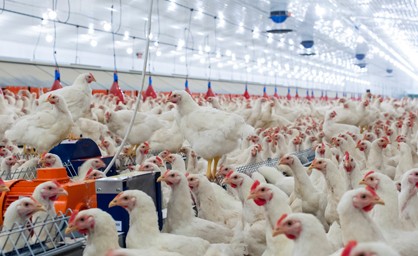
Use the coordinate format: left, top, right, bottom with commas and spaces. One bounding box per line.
104, 0, 154, 175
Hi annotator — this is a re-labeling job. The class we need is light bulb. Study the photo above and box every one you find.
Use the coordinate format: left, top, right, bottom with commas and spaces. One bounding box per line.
45, 34, 53, 43
217, 62, 223, 68
88, 23, 95, 34
200, 58, 205, 64
48, 9, 57, 20
126, 48, 133, 54
180, 56, 186, 62
123, 31, 129, 40
103, 22, 111, 32
90, 39, 98, 47
225, 50, 232, 56
154, 41, 159, 47
204, 45, 211, 52
177, 39, 185, 50
156, 50, 162, 56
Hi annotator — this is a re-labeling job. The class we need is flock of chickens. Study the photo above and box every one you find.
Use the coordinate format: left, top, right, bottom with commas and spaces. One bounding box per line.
0, 72, 418, 256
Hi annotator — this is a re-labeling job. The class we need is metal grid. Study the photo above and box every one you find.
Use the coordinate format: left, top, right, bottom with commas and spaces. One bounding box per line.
236, 149, 316, 176
0, 210, 85, 256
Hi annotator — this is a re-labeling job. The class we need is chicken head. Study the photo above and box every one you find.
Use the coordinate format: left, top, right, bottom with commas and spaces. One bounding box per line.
352, 187, 385, 212
272, 213, 302, 240
247, 180, 273, 206
156, 170, 182, 186
17, 197, 45, 218
407, 170, 418, 188
359, 171, 380, 190
186, 173, 200, 191
85, 169, 106, 180
65, 210, 95, 235
108, 191, 136, 211
35, 180, 68, 201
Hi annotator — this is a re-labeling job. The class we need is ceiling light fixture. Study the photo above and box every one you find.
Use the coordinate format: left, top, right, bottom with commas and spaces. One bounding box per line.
47, 9, 57, 20
45, 34, 53, 43
103, 21, 112, 32
90, 39, 98, 47
126, 47, 133, 54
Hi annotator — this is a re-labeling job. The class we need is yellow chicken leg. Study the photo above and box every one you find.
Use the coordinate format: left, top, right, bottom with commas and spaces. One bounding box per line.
212, 156, 221, 181
206, 158, 213, 180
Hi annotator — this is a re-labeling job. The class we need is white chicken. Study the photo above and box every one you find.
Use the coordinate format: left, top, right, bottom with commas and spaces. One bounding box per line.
5, 94, 73, 154
38, 73, 96, 122
168, 90, 253, 180
0, 197, 45, 252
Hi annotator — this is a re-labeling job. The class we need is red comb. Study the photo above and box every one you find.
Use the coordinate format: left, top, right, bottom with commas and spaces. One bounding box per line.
344, 151, 350, 161
41, 152, 47, 159
365, 186, 378, 197
0, 178, 5, 185
185, 172, 190, 177
86, 168, 94, 176
250, 180, 261, 192
225, 170, 234, 178
168, 91, 172, 98
156, 156, 162, 163
276, 213, 288, 227
144, 141, 149, 147
69, 210, 80, 224
364, 170, 375, 178
357, 140, 362, 146
341, 240, 357, 256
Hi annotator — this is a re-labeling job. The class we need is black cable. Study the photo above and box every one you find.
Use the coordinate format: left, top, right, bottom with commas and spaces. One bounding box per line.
114, 0, 122, 34
185, 9, 193, 77
56, 0, 71, 23
156, 0, 160, 41
111, 4, 117, 71
75, 25, 79, 64
0, 0, 5, 14
32, 24, 43, 60
53, 20, 59, 69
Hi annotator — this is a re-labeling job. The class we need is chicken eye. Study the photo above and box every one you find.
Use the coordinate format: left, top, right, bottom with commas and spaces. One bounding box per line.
233, 176, 238, 179
287, 221, 292, 226
261, 188, 265, 192
361, 194, 367, 199
80, 217, 85, 222
123, 196, 128, 200
370, 177, 374, 181
170, 174, 175, 177
350, 159, 353, 162
48, 186, 53, 190
24, 203, 29, 207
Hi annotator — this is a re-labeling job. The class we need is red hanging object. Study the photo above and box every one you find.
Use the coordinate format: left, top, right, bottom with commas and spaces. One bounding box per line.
324, 91, 329, 101
143, 76, 157, 101
243, 84, 250, 99
263, 86, 269, 98
305, 90, 310, 101
273, 87, 279, 98
50, 69, 63, 91
286, 88, 291, 100
110, 71, 125, 103
335, 92, 339, 100
204, 81, 215, 99
295, 88, 300, 99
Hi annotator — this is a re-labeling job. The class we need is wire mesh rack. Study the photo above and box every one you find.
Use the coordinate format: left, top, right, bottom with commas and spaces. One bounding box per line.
0, 209, 85, 256
236, 148, 316, 176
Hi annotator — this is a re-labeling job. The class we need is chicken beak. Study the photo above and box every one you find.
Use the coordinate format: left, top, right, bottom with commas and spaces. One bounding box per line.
247, 192, 257, 200
156, 176, 164, 182
108, 199, 118, 208
308, 163, 315, 171
272, 227, 285, 237
65, 224, 77, 234
359, 180, 367, 186
57, 187, 68, 196
221, 178, 230, 185
374, 198, 385, 205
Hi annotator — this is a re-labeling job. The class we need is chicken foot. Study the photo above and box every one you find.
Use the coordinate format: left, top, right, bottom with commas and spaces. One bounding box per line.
212, 156, 221, 181
206, 158, 213, 181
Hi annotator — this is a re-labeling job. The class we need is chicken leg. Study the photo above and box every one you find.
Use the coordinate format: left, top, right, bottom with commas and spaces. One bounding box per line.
206, 158, 213, 180
211, 156, 221, 181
